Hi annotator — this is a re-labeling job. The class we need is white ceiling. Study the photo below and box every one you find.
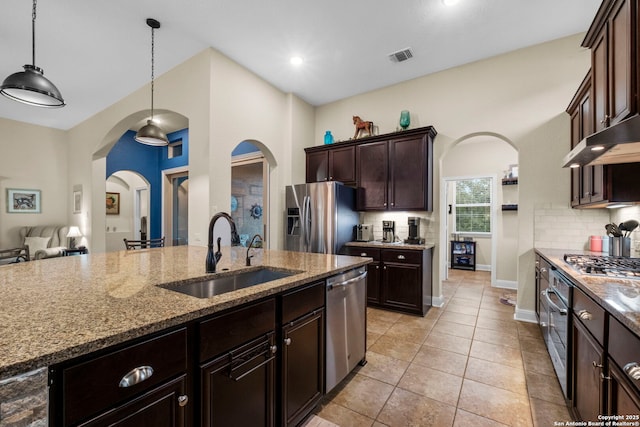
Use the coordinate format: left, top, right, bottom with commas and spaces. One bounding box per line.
0, 0, 601, 131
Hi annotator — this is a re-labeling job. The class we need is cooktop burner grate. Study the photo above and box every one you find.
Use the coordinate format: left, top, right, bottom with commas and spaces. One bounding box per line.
564, 254, 640, 278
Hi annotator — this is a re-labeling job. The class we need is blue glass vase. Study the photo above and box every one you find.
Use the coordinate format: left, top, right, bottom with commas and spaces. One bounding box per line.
399, 110, 410, 130
324, 131, 334, 145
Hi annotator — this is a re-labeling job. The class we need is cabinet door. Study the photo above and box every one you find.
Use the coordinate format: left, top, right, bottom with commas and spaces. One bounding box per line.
572, 319, 604, 421
570, 110, 581, 207
328, 146, 355, 184
592, 27, 609, 132
608, 0, 634, 126
79, 376, 188, 427
367, 262, 382, 305
608, 360, 640, 417
201, 334, 275, 427
388, 135, 429, 211
382, 262, 422, 314
356, 141, 388, 210
282, 309, 324, 427
306, 151, 328, 183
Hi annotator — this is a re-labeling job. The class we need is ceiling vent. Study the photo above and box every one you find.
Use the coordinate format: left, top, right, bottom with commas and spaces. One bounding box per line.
388, 48, 414, 63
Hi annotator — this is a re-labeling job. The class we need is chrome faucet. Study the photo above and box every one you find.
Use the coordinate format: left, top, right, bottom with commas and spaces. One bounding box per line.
206, 212, 241, 273
245, 234, 264, 266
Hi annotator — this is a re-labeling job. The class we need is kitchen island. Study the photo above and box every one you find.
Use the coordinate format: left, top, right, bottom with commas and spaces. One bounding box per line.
0, 246, 369, 426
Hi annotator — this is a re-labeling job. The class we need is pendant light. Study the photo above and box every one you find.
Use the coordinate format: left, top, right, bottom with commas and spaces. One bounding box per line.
0, 0, 65, 108
135, 18, 168, 146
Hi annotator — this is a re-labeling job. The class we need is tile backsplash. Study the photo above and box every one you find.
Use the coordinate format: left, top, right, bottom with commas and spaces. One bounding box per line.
534, 203, 610, 251
360, 211, 436, 242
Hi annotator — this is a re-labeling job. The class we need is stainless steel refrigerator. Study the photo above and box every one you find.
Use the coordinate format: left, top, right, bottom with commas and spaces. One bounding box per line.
285, 182, 358, 254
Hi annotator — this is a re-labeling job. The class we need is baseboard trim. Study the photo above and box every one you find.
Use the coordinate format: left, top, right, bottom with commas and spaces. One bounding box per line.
476, 264, 491, 272
494, 280, 518, 290
431, 295, 445, 308
514, 308, 537, 323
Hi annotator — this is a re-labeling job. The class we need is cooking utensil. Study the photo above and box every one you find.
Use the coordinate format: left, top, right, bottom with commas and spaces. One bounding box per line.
621, 219, 639, 238
606, 223, 623, 237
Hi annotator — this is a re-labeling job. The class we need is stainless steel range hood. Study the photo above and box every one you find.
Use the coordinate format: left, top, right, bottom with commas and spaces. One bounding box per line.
563, 114, 640, 167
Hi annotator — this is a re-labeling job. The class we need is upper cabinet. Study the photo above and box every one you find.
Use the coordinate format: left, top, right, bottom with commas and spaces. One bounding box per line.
585, 0, 636, 131
305, 127, 436, 212
305, 145, 355, 185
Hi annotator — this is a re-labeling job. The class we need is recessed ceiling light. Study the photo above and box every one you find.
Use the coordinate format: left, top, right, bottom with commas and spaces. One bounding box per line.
442, 0, 460, 5
290, 56, 303, 66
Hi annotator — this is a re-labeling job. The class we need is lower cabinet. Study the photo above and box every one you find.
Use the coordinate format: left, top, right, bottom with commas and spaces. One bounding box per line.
608, 361, 640, 416
51, 285, 330, 427
571, 318, 604, 420
345, 245, 431, 316
280, 281, 325, 427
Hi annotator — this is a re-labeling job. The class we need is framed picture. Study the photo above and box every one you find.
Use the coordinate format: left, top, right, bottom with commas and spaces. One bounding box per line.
106, 192, 120, 215
7, 188, 41, 213
73, 190, 82, 214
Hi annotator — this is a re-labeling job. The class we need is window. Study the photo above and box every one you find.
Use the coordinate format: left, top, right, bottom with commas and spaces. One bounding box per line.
454, 178, 492, 233
168, 139, 183, 159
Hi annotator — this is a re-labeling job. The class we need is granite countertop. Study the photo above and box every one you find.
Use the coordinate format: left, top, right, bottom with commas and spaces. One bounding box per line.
535, 248, 640, 337
345, 241, 435, 250
0, 246, 369, 379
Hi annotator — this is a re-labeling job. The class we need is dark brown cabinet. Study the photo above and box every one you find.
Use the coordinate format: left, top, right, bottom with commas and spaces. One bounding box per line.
280, 282, 325, 427
305, 145, 355, 185
50, 328, 189, 427
345, 245, 431, 316
304, 127, 436, 212
608, 360, 640, 416
356, 131, 434, 211
586, 0, 636, 132
572, 318, 605, 420
534, 255, 550, 321
199, 299, 277, 427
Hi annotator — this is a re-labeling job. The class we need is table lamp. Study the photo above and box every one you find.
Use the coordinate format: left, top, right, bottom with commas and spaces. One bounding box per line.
66, 226, 82, 249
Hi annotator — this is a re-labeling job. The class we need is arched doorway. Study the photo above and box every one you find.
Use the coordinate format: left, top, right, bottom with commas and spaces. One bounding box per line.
105, 171, 150, 252
230, 140, 274, 247
439, 132, 519, 292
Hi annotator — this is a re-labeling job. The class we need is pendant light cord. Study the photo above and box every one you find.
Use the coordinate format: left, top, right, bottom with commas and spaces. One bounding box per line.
150, 24, 155, 120
31, 0, 37, 66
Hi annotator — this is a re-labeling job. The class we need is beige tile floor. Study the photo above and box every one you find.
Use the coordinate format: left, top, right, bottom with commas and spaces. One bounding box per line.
309, 269, 571, 427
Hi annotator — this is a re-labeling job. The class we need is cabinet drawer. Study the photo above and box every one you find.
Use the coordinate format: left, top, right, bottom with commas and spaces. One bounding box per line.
573, 286, 606, 345
382, 249, 422, 264
609, 316, 640, 394
200, 298, 276, 362
62, 328, 188, 426
344, 246, 380, 261
282, 281, 324, 324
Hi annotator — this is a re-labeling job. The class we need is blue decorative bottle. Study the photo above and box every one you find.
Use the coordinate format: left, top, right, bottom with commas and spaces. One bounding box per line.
324, 131, 334, 145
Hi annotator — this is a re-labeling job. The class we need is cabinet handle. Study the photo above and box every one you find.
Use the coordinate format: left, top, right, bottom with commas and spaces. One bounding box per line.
600, 115, 610, 126
540, 267, 547, 274
329, 176, 333, 180
270, 345, 278, 354
383, 203, 387, 207
178, 395, 189, 407
391, 202, 395, 207
375, 265, 379, 269
624, 362, 640, 381
577, 309, 593, 321
592, 361, 604, 369
360, 252, 368, 257
383, 266, 387, 270
119, 366, 154, 388
397, 255, 406, 260
284, 338, 292, 346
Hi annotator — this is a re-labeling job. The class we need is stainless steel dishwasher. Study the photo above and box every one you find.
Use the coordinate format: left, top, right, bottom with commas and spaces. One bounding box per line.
325, 266, 367, 393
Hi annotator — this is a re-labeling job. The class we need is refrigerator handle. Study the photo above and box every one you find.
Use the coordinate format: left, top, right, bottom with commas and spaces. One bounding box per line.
304, 196, 312, 251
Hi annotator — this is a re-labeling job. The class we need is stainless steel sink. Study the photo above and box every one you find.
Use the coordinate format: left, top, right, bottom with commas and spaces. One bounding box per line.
160, 267, 301, 298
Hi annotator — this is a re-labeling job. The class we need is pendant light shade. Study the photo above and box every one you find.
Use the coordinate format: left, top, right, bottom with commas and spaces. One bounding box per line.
135, 119, 169, 146
135, 18, 168, 146
0, 0, 65, 108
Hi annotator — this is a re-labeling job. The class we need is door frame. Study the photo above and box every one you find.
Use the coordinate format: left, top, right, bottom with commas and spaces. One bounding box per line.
162, 166, 189, 246
231, 152, 270, 247
440, 174, 498, 287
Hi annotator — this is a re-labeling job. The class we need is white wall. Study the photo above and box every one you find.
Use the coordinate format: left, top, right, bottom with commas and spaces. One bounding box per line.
314, 34, 593, 313
0, 118, 68, 246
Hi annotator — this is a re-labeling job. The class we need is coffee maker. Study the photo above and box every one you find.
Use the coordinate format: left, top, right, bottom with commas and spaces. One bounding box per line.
382, 220, 395, 243
405, 217, 424, 244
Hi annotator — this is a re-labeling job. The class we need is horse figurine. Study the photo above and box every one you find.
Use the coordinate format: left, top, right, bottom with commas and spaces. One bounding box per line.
353, 116, 374, 139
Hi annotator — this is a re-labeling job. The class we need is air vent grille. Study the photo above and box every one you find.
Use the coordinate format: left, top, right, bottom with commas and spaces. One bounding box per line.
389, 48, 414, 63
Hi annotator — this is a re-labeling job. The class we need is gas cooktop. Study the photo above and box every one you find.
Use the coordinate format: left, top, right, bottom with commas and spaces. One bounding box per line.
564, 254, 640, 279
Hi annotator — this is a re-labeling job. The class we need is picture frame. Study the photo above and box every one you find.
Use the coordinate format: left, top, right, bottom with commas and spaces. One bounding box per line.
106, 192, 120, 215
7, 188, 41, 213
73, 190, 82, 214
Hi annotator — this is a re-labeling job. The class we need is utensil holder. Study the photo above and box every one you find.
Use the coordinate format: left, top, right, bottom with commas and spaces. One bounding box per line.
609, 237, 631, 257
